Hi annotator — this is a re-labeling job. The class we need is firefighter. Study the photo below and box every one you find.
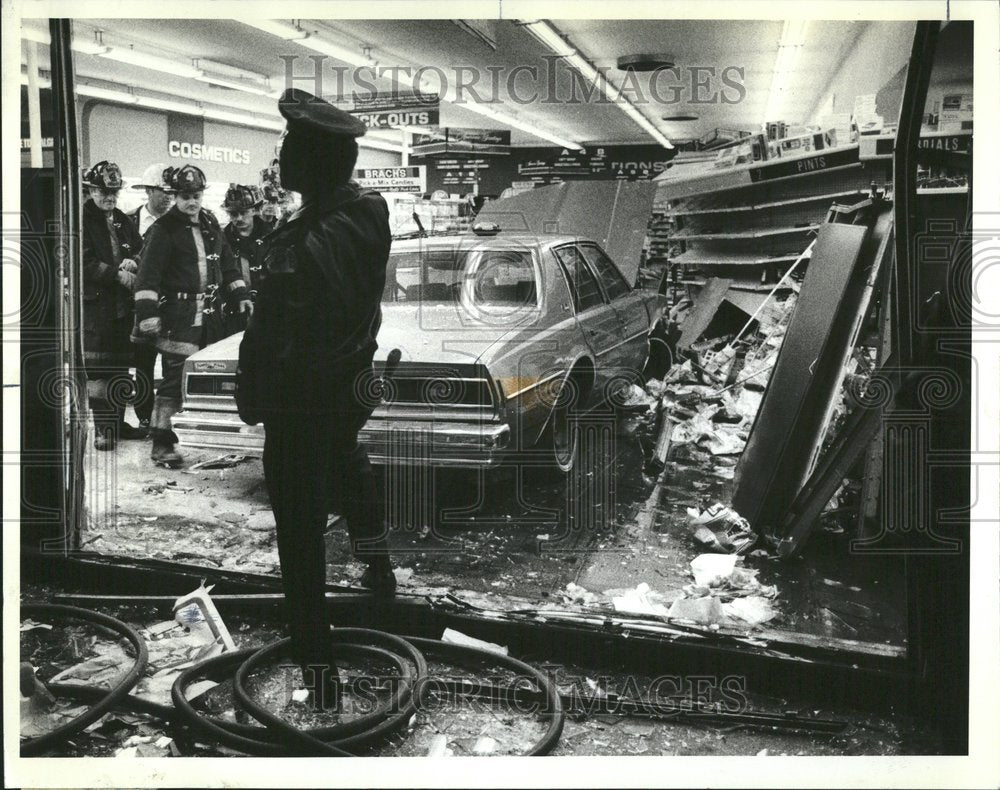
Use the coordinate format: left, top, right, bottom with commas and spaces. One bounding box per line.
129, 163, 174, 236
128, 163, 175, 434
222, 183, 270, 293
236, 89, 395, 705
81, 161, 145, 449
132, 164, 251, 467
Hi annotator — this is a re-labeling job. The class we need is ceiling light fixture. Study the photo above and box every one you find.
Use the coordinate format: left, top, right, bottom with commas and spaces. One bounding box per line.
196, 73, 276, 97
241, 19, 309, 41
616, 54, 675, 72
763, 20, 811, 123
99, 46, 203, 79
521, 20, 673, 149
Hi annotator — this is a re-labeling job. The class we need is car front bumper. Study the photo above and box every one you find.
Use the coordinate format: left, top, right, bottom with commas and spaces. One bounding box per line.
171, 409, 511, 468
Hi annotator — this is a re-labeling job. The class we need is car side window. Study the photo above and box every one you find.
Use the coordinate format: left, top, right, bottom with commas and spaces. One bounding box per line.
579, 244, 631, 301
553, 245, 606, 313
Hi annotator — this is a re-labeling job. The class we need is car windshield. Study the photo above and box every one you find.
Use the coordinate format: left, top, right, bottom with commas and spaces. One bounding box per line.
383, 247, 539, 309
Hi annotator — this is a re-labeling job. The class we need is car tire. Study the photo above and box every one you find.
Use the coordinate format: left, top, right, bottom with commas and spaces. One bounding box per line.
549, 400, 580, 474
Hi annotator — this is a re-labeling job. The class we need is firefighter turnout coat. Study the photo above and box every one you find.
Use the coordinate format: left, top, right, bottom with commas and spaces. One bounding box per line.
82, 198, 143, 371
224, 215, 271, 293
132, 206, 248, 357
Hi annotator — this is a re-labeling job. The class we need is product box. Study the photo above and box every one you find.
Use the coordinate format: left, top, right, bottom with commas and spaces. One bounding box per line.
939, 93, 973, 132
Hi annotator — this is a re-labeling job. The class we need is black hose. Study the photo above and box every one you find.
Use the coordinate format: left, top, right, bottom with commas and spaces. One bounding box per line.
22, 605, 564, 756
20, 604, 148, 756
403, 636, 564, 756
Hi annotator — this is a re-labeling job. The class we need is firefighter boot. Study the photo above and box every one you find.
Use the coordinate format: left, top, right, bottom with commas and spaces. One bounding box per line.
150, 397, 184, 467
150, 429, 184, 468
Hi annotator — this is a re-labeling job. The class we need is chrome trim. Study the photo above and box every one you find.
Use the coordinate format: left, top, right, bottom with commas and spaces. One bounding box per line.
593, 327, 649, 357
171, 409, 511, 468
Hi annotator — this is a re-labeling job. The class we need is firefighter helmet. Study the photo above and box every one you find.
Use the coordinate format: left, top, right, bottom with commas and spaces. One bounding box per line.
83, 161, 125, 190
222, 184, 262, 212
169, 164, 207, 193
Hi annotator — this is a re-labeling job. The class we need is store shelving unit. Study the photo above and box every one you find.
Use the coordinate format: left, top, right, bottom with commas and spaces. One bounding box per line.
645, 143, 894, 297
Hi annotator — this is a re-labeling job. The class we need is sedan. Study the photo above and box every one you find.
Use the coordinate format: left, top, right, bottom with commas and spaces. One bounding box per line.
171, 228, 670, 472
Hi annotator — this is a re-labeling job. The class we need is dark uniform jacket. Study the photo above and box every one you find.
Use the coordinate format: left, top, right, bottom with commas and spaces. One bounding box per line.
236, 184, 391, 422
224, 215, 270, 293
82, 198, 143, 369
132, 205, 248, 357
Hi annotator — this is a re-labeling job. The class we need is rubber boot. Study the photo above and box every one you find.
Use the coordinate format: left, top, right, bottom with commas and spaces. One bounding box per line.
150, 428, 184, 468
93, 425, 116, 451
88, 378, 118, 450
359, 555, 396, 596
119, 415, 148, 440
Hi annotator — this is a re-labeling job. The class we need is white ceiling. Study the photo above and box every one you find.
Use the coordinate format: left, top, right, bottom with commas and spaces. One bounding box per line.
21, 18, 916, 147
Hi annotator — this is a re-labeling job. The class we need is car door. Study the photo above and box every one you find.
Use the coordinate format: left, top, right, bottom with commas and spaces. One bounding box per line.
578, 242, 651, 371
552, 243, 619, 396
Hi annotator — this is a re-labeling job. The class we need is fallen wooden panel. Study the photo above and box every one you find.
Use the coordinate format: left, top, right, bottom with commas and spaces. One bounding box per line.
676, 277, 732, 349
732, 221, 870, 530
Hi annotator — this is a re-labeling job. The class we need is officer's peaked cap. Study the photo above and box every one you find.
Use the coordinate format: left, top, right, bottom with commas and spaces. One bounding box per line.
278, 88, 367, 138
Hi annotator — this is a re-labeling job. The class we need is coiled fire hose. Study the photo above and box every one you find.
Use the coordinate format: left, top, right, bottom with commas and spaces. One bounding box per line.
20, 605, 565, 757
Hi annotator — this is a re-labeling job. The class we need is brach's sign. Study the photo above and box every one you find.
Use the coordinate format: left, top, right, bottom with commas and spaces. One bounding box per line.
168, 140, 251, 165
355, 166, 427, 193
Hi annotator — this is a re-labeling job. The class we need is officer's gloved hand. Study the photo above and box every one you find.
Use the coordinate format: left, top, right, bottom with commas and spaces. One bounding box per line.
119, 258, 139, 273
117, 269, 137, 291
238, 299, 253, 316
138, 317, 161, 337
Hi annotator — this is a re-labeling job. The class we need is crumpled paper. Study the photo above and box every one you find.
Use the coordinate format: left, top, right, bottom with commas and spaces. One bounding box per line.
687, 502, 757, 554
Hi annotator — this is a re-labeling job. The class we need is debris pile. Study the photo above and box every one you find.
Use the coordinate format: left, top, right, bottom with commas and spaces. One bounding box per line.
554, 551, 779, 631
638, 292, 798, 469
669, 554, 779, 627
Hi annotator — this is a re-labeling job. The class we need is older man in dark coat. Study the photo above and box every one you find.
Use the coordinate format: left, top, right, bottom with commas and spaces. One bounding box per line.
81, 161, 145, 449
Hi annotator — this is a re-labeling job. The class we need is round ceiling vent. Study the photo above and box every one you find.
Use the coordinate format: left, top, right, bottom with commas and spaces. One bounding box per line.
616, 53, 675, 71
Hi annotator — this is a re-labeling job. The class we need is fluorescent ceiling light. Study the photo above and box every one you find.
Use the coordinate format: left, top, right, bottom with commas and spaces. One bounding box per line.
135, 94, 202, 114
77, 84, 138, 103
519, 19, 574, 57
763, 20, 811, 123
204, 108, 284, 131
242, 19, 309, 40
521, 20, 672, 150
196, 73, 276, 97
197, 58, 269, 82
100, 46, 202, 78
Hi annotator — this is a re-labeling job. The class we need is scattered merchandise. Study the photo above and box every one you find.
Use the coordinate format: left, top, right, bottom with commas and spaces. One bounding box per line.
440, 628, 509, 656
